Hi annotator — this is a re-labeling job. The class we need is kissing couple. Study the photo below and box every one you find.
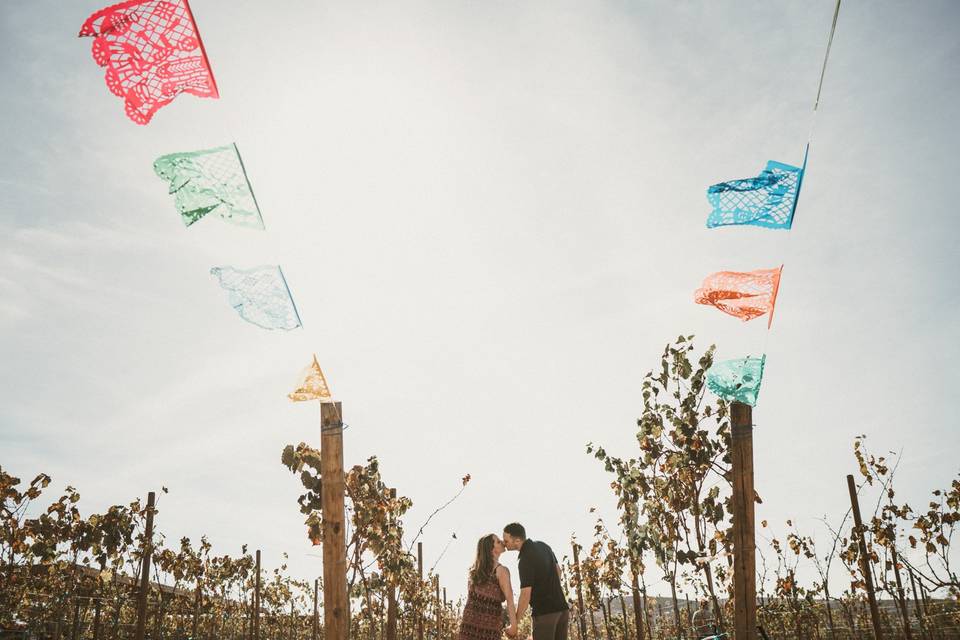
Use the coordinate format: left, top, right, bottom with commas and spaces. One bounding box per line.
457, 523, 569, 640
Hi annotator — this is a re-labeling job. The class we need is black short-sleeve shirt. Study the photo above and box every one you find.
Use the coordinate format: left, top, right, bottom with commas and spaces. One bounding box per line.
517, 540, 569, 616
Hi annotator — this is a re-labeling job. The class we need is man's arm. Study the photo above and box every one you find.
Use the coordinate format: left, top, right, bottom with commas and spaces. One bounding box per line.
516, 586, 532, 622
497, 566, 518, 637
549, 545, 562, 581
516, 552, 533, 622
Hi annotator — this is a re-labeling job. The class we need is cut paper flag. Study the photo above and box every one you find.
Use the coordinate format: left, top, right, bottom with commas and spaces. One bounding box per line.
706, 355, 766, 406
288, 355, 333, 403
79, 0, 218, 124
694, 265, 783, 329
706, 147, 807, 230
153, 144, 264, 229
210, 265, 301, 331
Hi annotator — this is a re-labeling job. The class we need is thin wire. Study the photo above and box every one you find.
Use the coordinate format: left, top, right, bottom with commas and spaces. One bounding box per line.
320, 422, 349, 434
807, 0, 843, 143
407, 485, 469, 553
760, 320, 772, 365
761, 1, 841, 365
429, 534, 457, 573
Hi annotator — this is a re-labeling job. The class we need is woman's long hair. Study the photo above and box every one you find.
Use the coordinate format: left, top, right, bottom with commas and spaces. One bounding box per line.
469, 534, 496, 585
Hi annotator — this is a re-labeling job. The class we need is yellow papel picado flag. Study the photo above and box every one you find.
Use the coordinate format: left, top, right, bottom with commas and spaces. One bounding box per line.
288, 355, 333, 403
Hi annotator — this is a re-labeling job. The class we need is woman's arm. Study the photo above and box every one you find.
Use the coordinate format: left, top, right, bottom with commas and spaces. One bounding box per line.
496, 565, 518, 632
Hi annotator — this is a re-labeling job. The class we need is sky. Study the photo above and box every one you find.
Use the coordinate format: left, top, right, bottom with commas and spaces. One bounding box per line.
1, 0, 959, 604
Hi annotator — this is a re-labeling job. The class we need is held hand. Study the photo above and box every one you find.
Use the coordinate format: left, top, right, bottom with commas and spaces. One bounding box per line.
504, 623, 518, 639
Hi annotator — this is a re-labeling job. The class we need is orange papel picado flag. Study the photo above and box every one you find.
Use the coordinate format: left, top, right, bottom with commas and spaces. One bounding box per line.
694, 265, 783, 329
288, 355, 333, 403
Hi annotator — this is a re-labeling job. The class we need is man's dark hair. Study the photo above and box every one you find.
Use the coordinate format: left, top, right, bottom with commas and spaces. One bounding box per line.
503, 522, 526, 539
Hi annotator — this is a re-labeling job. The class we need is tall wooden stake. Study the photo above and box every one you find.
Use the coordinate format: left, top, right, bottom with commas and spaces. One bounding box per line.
385, 490, 399, 640
248, 591, 254, 640
289, 600, 295, 640
730, 402, 757, 640
193, 579, 202, 639
619, 593, 629, 639
630, 570, 645, 640
846, 474, 883, 640
435, 576, 441, 639
890, 544, 914, 639
321, 402, 349, 640
154, 594, 165, 640
93, 559, 105, 640
71, 596, 82, 640
313, 578, 320, 640
134, 491, 156, 640
417, 542, 425, 640
641, 581, 651, 640
908, 567, 928, 639
93, 596, 103, 640
386, 583, 398, 640
572, 542, 589, 640
255, 550, 261, 640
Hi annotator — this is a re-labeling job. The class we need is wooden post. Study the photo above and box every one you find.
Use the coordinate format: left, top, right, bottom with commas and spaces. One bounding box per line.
321, 402, 349, 640
247, 591, 253, 640
443, 588, 448, 640
417, 543, 424, 640
386, 492, 398, 640
846, 474, 883, 640
908, 567, 928, 639
619, 593, 629, 638
289, 600, 295, 640
313, 578, 320, 640
134, 491, 156, 640
600, 598, 612, 640
380, 587, 387, 640
641, 582, 651, 640
111, 591, 123, 640
919, 578, 937, 640
630, 571, 645, 640
255, 550, 262, 640
71, 596, 82, 640
93, 558, 106, 640
881, 610, 893, 637
889, 544, 914, 639
572, 542, 589, 640
730, 402, 757, 640
193, 580, 202, 639
154, 594, 165, 640
435, 576, 441, 640
386, 581, 398, 640
93, 594, 103, 640
667, 578, 681, 634
587, 602, 598, 640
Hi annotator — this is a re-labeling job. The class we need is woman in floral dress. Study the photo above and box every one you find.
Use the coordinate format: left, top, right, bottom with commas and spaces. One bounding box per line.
458, 534, 517, 640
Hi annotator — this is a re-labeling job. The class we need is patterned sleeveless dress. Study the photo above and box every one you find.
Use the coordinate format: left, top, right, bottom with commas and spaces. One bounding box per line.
457, 568, 506, 640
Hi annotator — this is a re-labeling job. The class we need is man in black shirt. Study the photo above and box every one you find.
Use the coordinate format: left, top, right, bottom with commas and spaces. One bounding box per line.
502, 522, 569, 640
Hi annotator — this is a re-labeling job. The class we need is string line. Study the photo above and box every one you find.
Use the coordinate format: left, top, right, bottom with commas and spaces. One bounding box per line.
808, 0, 843, 143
